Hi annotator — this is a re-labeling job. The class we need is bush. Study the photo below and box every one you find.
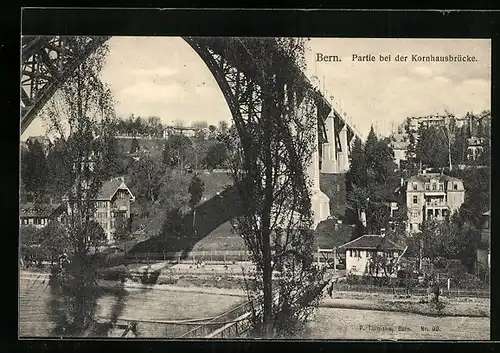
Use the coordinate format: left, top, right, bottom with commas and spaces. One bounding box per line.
99, 265, 130, 281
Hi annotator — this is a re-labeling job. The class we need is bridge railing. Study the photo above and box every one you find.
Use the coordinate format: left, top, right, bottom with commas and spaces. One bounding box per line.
179, 296, 259, 338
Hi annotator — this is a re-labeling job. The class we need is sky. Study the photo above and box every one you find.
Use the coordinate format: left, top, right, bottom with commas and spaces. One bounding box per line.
22, 37, 491, 141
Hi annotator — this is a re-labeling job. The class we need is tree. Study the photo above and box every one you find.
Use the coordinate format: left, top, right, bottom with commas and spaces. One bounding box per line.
418, 218, 462, 273
20, 225, 43, 267
41, 36, 117, 336
315, 220, 352, 248
415, 125, 448, 169
113, 212, 129, 242
364, 125, 378, 169
218, 120, 229, 134
371, 139, 396, 185
129, 155, 164, 203
386, 203, 409, 245
188, 175, 205, 210
37, 221, 73, 265
188, 175, 205, 236
346, 184, 371, 224
346, 137, 368, 189
404, 132, 419, 175
208, 124, 217, 134
451, 126, 469, 166
130, 137, 140, 154
46, 138, 73, 199
158, 169, 191, 213
162, 134, 192, 169
223, 38, 326, 338
158, 169, 191, 239
21, 139, 49, 200
203, 142, 229, 170
146, 116, 163, 137
192, 121, 208, 129
365, 201, 390, 234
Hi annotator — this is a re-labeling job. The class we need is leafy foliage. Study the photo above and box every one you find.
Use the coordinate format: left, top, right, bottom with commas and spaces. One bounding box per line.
162, 134, 193, 169
222, 38, 326, 338
130, 137, 140, 153
21, 140, 49, 200
415, 125, 448, 169
39, 36, 118, 336
129, 155, 164, 203
188, 175, 205, 210
203, 142, 229, 170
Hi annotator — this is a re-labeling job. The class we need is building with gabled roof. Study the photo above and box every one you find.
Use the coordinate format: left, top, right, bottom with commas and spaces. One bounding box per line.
19, 202, 66, 229
65, 177, 135, 243
337, 233, 404, 277
394, 171, 465, 233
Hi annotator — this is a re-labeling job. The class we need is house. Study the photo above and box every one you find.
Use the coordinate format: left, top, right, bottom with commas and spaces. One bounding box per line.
476, 210, 490, 277
163, 126, 199, 139
394, 171, 465, 233
406, 114, 452, 132
389, 140, 409, 169
66, 177, 135, 243
19, 202, 66, 229
337, 233, 403, 277
466, 137, 485, 161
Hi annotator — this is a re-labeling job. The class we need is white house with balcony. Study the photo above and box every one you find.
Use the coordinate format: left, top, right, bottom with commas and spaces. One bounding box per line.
394, 172, 465, 233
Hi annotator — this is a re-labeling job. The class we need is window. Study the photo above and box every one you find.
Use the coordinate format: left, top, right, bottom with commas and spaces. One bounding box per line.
97, 212, 107, 220
432, 183, 437, 191
413, 196, 418, 204
412, 183, 418, 191
336, 185, 340, 192
411, 210, 418, 218
439, 183, 444, 191
425, 184, 430, 191
453, 183, 458, 190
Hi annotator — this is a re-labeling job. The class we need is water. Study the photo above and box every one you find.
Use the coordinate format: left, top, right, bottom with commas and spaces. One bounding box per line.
19, 274, 243, 338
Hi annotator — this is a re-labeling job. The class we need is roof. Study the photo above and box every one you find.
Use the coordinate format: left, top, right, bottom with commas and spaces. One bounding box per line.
391, 141, 409, 150
26, 135, 49, 145
20, 203, 63, 218
404, 173, 462, 184
392, 134, 407, 143
338, 235, 403, 251
97, 178, 135, 201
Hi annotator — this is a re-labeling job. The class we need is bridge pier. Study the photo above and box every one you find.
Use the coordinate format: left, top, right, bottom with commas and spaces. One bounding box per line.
321, 115, 350, 174
307, 111, 331, 229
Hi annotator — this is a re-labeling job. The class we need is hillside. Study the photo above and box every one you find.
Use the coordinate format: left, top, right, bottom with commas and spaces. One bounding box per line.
116, 137, 165, 154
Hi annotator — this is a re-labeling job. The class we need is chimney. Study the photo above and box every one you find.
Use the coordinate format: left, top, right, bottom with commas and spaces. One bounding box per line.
380, 228, 386, 237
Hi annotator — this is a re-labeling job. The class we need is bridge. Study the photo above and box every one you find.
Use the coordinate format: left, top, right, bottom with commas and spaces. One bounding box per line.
21, 36, 360, 227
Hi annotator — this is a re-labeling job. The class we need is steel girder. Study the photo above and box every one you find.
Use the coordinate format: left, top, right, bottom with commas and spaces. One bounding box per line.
21, 36, 110, 134
21, 36, 332, 146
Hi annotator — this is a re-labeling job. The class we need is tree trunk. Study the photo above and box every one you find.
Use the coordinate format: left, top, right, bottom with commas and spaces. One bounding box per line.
192, 208, 197, 235
260, 81, 275, 338
448, 139, 453, 171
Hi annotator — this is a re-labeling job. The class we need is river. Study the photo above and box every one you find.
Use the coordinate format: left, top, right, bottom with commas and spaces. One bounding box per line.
19, 273, 244, 337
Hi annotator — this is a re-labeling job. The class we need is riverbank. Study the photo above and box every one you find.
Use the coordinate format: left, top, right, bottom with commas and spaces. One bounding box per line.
303, 307, 489, 340
321, 294, 489, 318
20, 271, 490, 319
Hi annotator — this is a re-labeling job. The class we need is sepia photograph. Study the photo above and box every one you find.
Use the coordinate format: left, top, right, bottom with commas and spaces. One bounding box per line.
20, 35, 491, 340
